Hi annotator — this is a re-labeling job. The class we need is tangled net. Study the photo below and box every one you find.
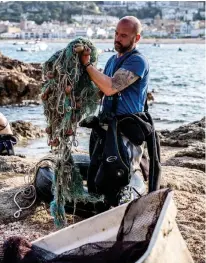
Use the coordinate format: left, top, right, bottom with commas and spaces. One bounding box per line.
41, 37, 100, 226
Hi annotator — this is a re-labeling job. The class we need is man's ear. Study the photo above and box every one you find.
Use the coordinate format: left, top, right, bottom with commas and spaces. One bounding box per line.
136, 34, 141, 43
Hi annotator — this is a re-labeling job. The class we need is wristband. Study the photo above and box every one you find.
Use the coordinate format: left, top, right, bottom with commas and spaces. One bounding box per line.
84, 62, 92, 69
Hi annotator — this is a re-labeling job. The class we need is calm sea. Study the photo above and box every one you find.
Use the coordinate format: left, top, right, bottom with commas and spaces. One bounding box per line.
0, 41, 205, 156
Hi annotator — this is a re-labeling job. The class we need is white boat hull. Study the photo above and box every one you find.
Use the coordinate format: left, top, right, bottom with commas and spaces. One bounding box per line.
33, 191, 194, 263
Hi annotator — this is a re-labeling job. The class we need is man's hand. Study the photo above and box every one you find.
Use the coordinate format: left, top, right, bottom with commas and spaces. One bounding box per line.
81, 46, 91, 66
79, 46, 139, 96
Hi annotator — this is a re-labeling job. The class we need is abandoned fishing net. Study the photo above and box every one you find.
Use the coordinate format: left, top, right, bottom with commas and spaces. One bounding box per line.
1, 189, 171, 263
41, 37, 100, 226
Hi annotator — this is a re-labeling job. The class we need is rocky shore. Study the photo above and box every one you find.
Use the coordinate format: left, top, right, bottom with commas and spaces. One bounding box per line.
0, 117, 205, 263
0, 53, 42, 105
0, 52, 205, 262
11, 120, 45, 142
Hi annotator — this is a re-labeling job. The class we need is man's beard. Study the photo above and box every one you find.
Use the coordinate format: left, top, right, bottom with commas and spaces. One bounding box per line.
114, 39, 134, 54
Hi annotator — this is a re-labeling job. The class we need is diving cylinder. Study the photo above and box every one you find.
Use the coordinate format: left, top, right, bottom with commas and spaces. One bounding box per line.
129, 171, 146, 198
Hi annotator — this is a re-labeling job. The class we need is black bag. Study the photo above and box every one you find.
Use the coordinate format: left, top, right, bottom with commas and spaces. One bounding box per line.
0, 134, 17, 156
87, 134, 105, 194
117, 113, 153, 146
95, 117, 130, 205
79, 116, 107, 194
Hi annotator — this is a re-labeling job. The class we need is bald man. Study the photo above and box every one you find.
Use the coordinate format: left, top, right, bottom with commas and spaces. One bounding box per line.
81, 16, 149, 109
81, 16, 149, 204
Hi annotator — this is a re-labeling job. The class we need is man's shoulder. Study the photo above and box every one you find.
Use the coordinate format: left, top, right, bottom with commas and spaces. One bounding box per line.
121, 50, 149, 78
127, 51, 149, 65
122, 51, 149, 73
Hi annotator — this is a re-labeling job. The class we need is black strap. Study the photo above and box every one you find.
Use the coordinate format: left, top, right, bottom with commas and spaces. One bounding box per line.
144, 98, 148, 112
111, 93, 118, 114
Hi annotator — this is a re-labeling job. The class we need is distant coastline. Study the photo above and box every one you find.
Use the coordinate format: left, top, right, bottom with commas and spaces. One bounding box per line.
140, 38, 205, 44
0, 38, 205, 44
95, 38, 205, 44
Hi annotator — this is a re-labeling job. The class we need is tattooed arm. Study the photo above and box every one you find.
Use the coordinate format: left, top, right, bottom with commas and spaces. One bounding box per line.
111, 68, 139, 92
85, 64, 139, 96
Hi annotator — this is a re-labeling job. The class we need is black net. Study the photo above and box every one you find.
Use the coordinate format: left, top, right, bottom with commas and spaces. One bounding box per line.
1, 189, 171, 263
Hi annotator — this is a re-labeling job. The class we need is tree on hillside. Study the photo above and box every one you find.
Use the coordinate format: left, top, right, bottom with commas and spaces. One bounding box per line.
0, 1, 163, 23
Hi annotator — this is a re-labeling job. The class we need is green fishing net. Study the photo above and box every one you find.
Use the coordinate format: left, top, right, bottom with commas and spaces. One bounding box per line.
41, 37, 101, 226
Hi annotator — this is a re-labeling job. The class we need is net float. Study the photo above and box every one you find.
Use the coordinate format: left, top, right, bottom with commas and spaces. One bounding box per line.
65, 128, 73, 136
44, 87, 51, 95
41, 93, 48, 101
65, 85, 72, 95
76, 102, 82, 109
46, 71, 54, 79
49, 138, 59, 147
45, 127, 52, 134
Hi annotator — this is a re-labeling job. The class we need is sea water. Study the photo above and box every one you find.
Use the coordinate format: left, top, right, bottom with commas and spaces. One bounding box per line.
0, 41, 205, 157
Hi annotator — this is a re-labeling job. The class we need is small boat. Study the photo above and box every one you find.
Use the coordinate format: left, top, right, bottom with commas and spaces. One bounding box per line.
16, 42, 48, 52
16, 46, 40, 52
153, 43, 161, 47
104, 48, 115, 52
13, 41, 26, 45
33, 189, 194, 262
26, 40, 39, 45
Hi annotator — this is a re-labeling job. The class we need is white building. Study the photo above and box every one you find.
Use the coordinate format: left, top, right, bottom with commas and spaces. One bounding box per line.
143, 28, 169, 38
75, 27, 94, 38
96, 28, 108, 38
179, 22, 193, 35
0, 32, 21, 38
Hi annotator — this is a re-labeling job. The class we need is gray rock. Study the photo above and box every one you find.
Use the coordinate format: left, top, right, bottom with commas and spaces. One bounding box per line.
11, 120, 45, 141
159, 117, 205, 147
175, 144, 205, 159
0, 53, 42, 105
164, 156, 205, 172
161, 139, 189, 147
0, 156, 36, 174
0, 184, 37, 224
